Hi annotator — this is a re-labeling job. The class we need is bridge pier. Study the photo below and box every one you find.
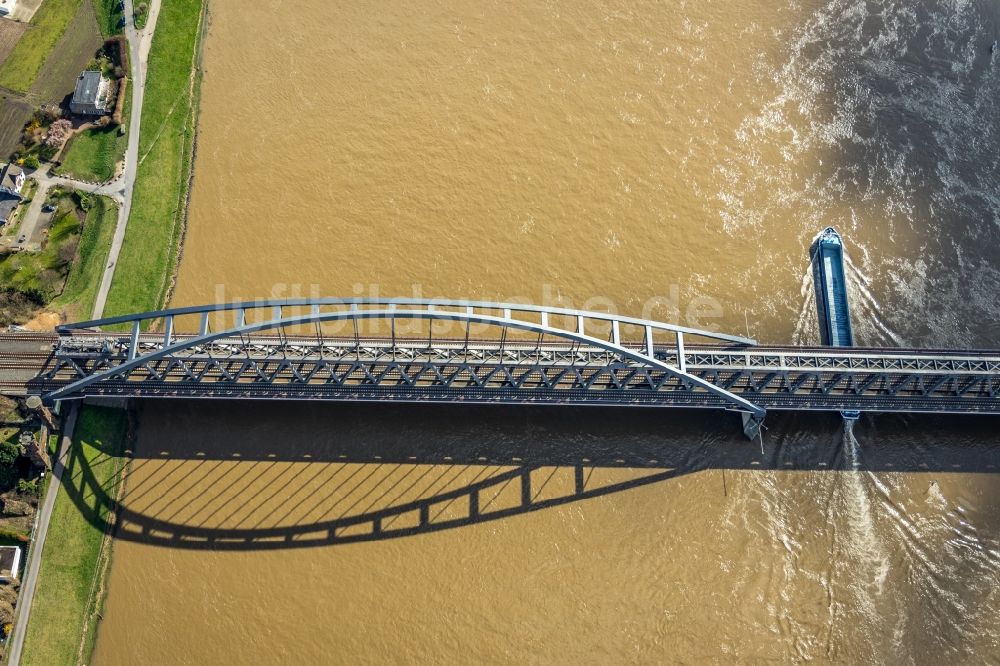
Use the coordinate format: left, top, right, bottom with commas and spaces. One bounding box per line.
741, 412, 764, 440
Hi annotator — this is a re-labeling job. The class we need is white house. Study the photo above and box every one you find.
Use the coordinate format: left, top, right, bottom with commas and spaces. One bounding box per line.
70, 70, 111, 115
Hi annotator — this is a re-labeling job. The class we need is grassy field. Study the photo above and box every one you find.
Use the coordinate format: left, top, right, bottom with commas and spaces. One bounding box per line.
91, 0, 125, 37
26, 0, 102, 105
19, 406, 128, 666
0, 96, 34, 157
54, 84, 130, 182
0, 0, 83, 93
53, 194, 117, 320
0, 20, 28, 67
54, 125, 124, 181
104, 0, 205, 318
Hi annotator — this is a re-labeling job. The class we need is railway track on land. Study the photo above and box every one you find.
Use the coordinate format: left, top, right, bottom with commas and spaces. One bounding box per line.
0, 365, 52, 374
0, 333, 57, 341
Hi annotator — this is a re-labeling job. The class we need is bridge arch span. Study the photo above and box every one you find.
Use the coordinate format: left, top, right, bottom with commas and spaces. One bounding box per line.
48, 298, 765, 416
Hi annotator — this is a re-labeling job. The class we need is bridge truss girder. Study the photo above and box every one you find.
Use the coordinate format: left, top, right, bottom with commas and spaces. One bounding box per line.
46, 299, 768, 417
34, 337, 1000, 414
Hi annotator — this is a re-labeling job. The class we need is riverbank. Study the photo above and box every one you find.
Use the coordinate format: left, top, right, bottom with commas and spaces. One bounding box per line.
102, 0, 205, 318
18, 406, 128, 666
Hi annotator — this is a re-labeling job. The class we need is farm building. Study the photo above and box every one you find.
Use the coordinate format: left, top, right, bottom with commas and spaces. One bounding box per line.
70, 70, 111, 116
0, 162, 23, 196
0, 0, 16, 17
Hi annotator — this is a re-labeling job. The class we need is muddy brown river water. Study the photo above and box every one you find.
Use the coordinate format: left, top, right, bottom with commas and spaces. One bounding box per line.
92, 0, 1000, 662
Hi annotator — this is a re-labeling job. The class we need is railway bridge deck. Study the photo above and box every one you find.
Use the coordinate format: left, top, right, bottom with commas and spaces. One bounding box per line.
1, 299, 997, 422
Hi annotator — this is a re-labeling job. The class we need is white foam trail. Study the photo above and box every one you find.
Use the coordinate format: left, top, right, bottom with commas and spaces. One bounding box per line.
842, 235, 872, 286
841, 421, 891, 597
844, 253, 906, 346
792, 268, 819, 345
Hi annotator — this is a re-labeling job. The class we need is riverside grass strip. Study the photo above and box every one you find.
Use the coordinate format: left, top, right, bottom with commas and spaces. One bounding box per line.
54, 194, 119, 321
19, 406, 128, 666
103, 0, 204, 318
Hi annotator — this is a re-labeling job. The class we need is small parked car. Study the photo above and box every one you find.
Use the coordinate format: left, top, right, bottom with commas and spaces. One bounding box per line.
42, 204, 55, 213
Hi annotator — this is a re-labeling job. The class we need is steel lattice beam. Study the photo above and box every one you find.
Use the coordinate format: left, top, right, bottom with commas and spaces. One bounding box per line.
46, 300, 767, 417
21, 298, 1000, 416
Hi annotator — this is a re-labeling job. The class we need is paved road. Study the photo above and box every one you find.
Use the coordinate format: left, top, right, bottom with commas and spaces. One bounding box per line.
30, 164, 124, 199
6, 182, 50, 252
91, 0, 163, 320
6, 402, 79, 666
11, 165, 123, 253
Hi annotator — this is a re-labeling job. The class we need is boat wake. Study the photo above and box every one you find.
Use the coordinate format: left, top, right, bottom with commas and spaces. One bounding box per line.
837, 420, 891, 602
843, 252, 905, 346
792, 267, 818, 345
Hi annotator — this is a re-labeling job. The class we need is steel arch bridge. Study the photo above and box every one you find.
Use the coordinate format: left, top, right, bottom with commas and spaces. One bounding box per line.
40, 298, 766, 417
9, 297, 1000, 421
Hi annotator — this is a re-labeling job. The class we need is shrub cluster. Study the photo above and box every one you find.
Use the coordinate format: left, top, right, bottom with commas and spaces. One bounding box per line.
44, 119, 73, 149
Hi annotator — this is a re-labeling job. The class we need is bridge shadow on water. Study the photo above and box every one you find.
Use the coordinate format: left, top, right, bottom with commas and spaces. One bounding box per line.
60, 401, 1000, 551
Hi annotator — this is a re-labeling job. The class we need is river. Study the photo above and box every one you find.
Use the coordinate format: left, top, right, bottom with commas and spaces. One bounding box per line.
92, 0, 1000, 662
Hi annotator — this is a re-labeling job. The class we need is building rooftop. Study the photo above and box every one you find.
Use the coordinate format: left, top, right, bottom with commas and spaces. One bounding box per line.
0, 196, 18, 224
72, 70, 105, 106
0, 546, 20, 581
0, 163, 22, 192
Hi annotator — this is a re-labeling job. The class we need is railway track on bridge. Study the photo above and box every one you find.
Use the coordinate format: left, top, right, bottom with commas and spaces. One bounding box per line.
0, 298, 998, 421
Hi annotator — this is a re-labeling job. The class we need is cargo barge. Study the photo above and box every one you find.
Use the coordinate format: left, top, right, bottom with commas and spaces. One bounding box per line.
811, 227, 854, 347
810, 226, 860, 421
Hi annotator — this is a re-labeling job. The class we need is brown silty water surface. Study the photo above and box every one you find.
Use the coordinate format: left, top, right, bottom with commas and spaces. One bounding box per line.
93, 0, 1000, 663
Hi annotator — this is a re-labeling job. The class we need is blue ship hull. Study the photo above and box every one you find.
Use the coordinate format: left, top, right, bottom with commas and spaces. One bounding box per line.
810, 227, 854, 348
811, 227, 860, 422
